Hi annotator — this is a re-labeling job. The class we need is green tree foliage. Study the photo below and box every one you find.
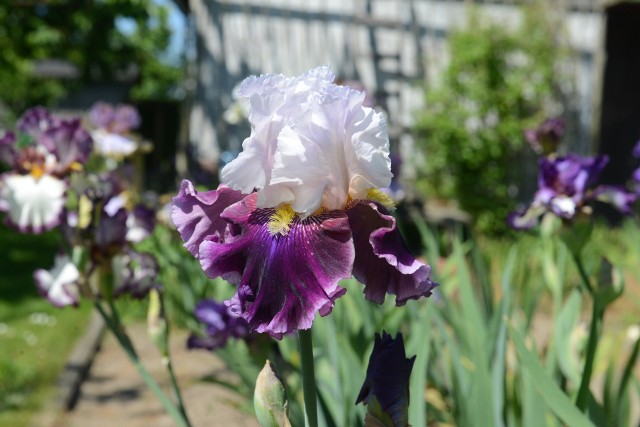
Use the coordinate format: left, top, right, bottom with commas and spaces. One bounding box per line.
0, 0, 181, 116
414, 5, 566, 235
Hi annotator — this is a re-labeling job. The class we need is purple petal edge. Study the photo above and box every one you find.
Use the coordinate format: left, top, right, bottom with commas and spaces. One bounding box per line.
199, 193, 355, 337
347, 202, 437, 306
171, 180, 245, 257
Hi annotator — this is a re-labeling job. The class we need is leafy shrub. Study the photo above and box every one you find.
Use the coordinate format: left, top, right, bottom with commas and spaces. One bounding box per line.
414, 4, 567, 234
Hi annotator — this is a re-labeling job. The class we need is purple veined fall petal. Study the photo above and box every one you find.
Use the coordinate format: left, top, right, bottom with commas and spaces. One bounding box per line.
592, 185, 637, 214
171, 180, 245, 257
198, 193, 355, 338
347, 201, 437, 306
39, 118, 93, 174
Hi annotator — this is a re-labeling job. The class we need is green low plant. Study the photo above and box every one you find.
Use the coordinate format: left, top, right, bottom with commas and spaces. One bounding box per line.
414, 3, 567, 234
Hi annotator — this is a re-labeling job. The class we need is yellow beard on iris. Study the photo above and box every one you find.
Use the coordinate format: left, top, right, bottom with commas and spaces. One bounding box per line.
268, 204, 297, 236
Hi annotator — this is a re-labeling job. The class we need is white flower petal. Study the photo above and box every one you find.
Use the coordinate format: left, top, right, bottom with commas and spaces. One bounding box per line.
1, 173, 66, 233
92, 129, 137, 157
34, 255, 80, 307
221, 67, 392, 215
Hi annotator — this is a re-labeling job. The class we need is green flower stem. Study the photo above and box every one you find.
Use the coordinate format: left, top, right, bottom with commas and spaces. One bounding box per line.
571, 253, 594, 296
159, 295, 190, 424
572, 254, 603, 412
575, 297, 602, 411
298, 328, 318, 427
94, 302, 191, 427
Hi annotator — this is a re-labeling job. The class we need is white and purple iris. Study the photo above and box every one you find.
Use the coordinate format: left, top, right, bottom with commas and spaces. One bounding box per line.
0, 107, 92, 233
509, 154, 635, 229
35, 174, 158, 307
172, 66, 437, 338
89, 102, 141, 157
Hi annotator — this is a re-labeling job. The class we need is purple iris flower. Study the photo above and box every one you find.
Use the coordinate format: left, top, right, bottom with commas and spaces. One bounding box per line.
172, 67, 437, 338
89, 102, 141, 157
525, 117, 565, 155
509, 154, 635, 229
187, 299, 250, 350
0, 107, 93, 234
356, 331, 415, 427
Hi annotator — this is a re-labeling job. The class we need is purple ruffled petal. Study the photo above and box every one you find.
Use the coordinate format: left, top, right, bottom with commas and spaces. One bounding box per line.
199, 193, 355, 337
507, 203, 547, 230
40, 118, 93, 173
112, 104, 141, 133
347, 201, 437, 306
0, 131, 18, 168
171, 180, 245, 257
89, 102, 115, 128
17, 107, 55, 139
591, 185, 636, 214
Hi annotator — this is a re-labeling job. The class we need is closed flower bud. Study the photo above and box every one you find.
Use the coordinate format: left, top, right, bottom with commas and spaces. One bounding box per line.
254, 360, 291, 427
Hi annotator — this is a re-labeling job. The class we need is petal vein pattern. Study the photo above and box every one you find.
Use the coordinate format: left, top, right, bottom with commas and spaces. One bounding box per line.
199, 193, 354, 337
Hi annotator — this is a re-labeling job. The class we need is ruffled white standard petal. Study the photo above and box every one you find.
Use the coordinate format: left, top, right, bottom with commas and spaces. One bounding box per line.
34, 254, 80, 307
270, 88, 392, 215
92, 129, 137, 157
1, 173, 66, 233
220, 66, 337, 202
221, 66, 391, 216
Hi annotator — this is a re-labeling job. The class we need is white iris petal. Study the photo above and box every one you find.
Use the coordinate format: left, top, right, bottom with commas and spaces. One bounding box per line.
221, 66, 392, 217
92, 129, 137, 157
35, 255, 80, 307
1, 173, 66, 231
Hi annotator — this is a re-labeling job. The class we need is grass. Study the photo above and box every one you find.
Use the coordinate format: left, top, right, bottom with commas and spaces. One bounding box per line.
0, 225, 92, 427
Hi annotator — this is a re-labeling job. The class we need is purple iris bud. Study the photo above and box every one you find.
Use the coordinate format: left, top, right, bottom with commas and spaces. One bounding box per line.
525, 117, 565, 155
509, 153, 635, 229
112, 104, 141, 134
89, 102, 115, 129
0, 131, 18, 168
187, 299, 250, 350
356, 331, 415, 427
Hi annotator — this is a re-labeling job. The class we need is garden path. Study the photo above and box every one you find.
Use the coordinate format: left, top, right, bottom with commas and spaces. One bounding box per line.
39, 322, 258, 427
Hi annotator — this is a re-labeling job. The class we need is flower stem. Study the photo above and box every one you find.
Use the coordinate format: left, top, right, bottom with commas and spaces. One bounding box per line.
575, 297, 602, 411
159, 295, 190, 424
94, 302, 191, 427
298, 328, 318, 427
571, 254, 603, 412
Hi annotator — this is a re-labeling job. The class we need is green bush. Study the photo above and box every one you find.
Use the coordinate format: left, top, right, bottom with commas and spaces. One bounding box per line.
414, 4, 566, 234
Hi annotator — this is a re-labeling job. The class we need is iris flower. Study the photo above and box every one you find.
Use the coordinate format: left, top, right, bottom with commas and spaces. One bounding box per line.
89, 102, 141, 157
187, 299, 250, 350
509, 154, 635, 229
0, 107, 92, 233
172, 66, 437, 338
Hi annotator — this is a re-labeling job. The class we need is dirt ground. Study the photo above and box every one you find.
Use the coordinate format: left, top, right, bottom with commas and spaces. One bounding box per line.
38, 323, 258, 427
